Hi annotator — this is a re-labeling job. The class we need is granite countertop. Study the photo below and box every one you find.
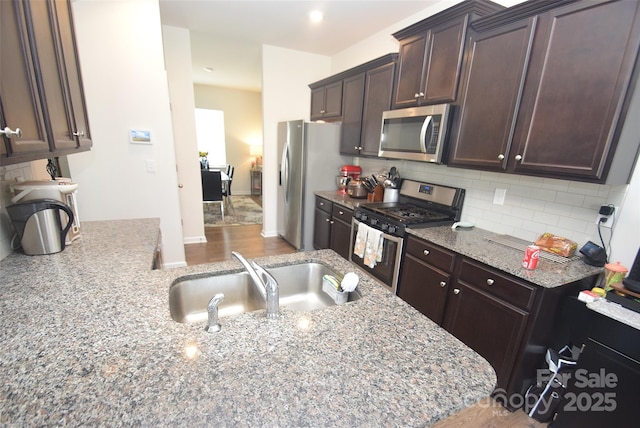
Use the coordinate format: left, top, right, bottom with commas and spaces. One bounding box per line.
316, 191, 603, 289
0, 219, 496, 426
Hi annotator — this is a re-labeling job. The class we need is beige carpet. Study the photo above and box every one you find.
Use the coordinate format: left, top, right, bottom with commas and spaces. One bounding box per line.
203, 196, 262, 226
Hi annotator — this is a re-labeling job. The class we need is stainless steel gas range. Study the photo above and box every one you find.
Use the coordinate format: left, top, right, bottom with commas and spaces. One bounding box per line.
349, 179, 465, 293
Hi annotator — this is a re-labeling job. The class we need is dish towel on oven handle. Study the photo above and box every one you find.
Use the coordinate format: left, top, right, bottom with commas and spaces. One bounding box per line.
364, 228, 383, 268
353, 221, 368, 258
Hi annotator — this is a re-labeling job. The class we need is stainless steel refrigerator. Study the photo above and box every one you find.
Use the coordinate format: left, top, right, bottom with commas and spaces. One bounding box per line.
277, 120, 346, 250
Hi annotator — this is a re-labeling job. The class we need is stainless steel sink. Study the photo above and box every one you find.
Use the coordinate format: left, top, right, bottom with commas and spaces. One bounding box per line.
169, 262, 360, 323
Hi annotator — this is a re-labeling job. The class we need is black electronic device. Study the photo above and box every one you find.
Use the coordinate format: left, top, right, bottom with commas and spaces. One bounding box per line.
622, 247, 640, 293
579, 241, 607, 267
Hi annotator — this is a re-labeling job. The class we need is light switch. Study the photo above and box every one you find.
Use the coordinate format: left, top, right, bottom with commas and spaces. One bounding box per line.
493, 188, 506, 205
145, 159, 156, 173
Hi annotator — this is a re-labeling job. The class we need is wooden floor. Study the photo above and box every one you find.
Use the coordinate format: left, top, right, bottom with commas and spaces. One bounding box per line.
183, 224, 547, 427
184, 223, 297, 265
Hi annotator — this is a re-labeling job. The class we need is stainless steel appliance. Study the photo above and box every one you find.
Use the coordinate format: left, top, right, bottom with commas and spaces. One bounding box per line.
277, 120, 346, 250
11, 179, 81, 244
379, 104, 451, 163
350, 179, 465, 293
6, 199, 74, 255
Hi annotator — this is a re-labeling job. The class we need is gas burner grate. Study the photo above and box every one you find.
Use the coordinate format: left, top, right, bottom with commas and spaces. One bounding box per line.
487, 235, 581, 264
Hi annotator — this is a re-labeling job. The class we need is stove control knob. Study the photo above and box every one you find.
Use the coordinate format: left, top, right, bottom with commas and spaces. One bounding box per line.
370, 218, 378, 226
381, 223, 388, 231
361, 214, 368, 221
388, 225, 396, 234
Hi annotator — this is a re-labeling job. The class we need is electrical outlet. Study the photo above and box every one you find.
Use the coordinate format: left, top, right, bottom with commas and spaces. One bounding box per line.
595, 206, 617, 228
493, 188, 506, 205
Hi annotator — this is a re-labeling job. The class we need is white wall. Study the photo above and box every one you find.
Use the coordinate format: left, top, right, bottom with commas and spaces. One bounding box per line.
261, 45, 332, 237
69, 0, 186, 268
162, 25, 206, 246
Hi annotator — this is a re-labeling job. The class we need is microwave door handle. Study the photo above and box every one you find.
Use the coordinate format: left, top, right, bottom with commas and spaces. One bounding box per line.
419, 115, 432, 153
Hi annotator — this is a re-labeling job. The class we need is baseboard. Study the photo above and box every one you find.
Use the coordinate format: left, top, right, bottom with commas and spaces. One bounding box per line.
261, 229, 278, 238
184, 235, 207, 244
162, 261, 188, 269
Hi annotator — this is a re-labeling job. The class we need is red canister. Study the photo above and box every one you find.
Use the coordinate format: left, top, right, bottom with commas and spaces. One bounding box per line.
522, 245, 540, 270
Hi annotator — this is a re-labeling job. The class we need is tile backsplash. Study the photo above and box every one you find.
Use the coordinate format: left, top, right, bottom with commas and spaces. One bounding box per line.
356, 158, 628, 249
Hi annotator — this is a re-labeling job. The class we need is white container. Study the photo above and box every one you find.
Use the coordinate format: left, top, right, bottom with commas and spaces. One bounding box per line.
383, 188, 399, 203
322, 280, 348, 305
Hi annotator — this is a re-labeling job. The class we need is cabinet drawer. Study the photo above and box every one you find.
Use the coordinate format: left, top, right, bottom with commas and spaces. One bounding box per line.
405, 236, 456, 273
458, 259, 535, 310
331, 204, 353, 223
315, 197, 332, 214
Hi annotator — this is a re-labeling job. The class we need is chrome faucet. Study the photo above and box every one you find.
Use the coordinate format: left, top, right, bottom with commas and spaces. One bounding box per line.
232, 251, 279, 319
205, 293, 224, 333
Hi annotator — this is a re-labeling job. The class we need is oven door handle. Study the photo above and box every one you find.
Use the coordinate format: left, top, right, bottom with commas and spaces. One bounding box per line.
351, 219, 404, 245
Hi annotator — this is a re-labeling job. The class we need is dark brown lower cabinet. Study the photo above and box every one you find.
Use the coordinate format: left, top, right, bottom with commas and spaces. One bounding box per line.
329, 204, 353, 260
313, 196, 353, 260
396, 234, 599, 407
443, 281, 529, 390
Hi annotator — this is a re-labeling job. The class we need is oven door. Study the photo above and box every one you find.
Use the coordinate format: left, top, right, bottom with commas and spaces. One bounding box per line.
349, 219, 403, 294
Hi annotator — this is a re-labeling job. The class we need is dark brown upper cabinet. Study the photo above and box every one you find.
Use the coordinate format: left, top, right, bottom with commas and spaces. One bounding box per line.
1, 0, 92, 166
310, 80, 343, 121
339, 54, 397, 156
449, 0, 640, 184
391, 0, 504, 109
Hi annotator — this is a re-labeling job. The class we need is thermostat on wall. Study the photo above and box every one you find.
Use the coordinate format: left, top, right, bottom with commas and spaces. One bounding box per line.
130, 129, 151, 144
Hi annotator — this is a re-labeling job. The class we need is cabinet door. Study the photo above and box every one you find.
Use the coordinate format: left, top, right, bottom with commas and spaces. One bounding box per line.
322, 81, 343, 118
28, 0, 76, 151
329, 217, 352, 260
423, 16, 467, 104
310, 87, 325, 121
313, 207, 332, 250
52, 0, 91, 149
511, 0, 640, 180
448, 18, 536, 170
361, 62, 395, 156
0, 0, 50, 159
397, 254, 450, 325
392, 33, 428, 109
444, 281, 528, 391
339, 73, 365, 156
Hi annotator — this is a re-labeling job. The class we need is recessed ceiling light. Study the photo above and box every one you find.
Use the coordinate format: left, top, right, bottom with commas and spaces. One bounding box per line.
203, 66, 214, 72
309, 10, 323, 23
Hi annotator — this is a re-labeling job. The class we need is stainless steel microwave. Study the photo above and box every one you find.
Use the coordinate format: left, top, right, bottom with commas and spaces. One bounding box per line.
378, 104, 451, 163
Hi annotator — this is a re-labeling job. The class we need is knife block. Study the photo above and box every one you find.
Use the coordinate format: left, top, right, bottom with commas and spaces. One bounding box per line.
367, 185, 384, 202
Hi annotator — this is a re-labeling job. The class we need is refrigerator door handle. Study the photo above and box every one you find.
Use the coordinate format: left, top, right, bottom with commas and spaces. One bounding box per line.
281, 143, 290, 203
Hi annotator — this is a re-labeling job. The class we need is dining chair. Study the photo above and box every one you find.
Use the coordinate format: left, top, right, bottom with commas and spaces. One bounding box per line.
201, 170, 224, 221
221, 165, 235, 213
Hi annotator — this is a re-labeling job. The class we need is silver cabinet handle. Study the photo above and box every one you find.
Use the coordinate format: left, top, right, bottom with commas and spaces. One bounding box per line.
486, 279, 494, 286
498, 154, 505, 160
178, 184, 184, 188
1, 127, 22, 139
320, 202, 324, 206
338, 211, 344, 215
414, 92, 420, 98
354, 146, 359, 150
330, 221, 334, 224
439, 281, 446, 288
423, 249, 430, 256
515, 154, 523, 161
73, 130, 85, 137
453, 288, 460, 295
325, 218, 330, 222
320, 110, 326, 114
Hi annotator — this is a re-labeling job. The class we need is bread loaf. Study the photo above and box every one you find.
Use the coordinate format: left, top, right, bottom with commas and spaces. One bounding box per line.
534, 233, 577, 257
